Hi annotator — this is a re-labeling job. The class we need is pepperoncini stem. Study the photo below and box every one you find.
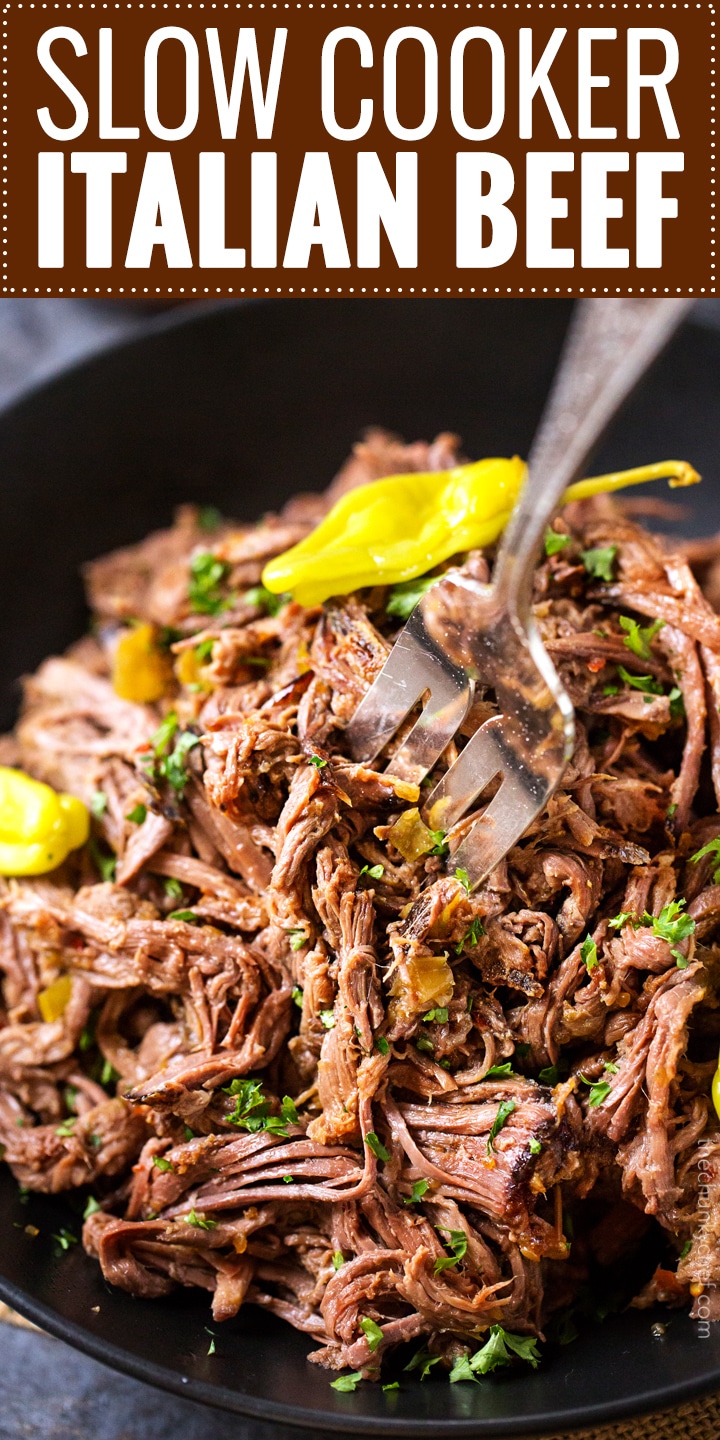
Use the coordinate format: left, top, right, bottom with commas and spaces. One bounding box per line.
0, 768, 89, 876
712, 1048, 720, 1122
262, 456, 700, 608
565, 459, 700, 502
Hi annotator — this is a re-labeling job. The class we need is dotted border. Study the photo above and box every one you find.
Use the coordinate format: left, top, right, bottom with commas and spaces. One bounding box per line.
2, 0, 715, 297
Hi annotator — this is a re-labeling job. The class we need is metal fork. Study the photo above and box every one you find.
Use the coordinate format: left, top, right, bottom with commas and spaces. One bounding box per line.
346, 298, 691, 891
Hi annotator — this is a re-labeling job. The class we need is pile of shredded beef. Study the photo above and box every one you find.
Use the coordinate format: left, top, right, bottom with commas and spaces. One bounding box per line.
2, 429, 720, 1382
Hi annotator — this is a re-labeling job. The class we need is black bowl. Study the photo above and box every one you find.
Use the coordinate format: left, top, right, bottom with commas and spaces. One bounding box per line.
1, 299, 720, 1435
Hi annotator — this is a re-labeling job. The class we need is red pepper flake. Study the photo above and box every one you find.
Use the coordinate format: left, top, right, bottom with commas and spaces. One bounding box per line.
587, 658, 606, 673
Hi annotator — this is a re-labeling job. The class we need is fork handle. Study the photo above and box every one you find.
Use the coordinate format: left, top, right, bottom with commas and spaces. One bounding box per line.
493, 297, 692, 621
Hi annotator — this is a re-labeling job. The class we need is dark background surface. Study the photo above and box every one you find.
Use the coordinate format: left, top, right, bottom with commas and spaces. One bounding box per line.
1, 298, 720, 1437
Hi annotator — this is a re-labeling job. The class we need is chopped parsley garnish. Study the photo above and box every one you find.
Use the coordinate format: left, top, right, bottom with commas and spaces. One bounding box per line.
100, 1058, 119, 1087
609, 899, 695, 966
538, 1061, 567, 1085
281, 1095, 299, 1125
455, 916, 484, 953
680, 1240, 692, 1259
581, 545, 617, 582
415, 1036, 434, 1054
404, 1179, 429, 1206
691, 836, 720, 882
126, 803, 147, 825
83, 1196, 101, 1219
164, 876, 183, 901
183, 1126, 195, 1141
544, 528, 572, 556
330, 1372, 363, 1392
487, 1099, 516, 1154
448, 1325, 541, 1382
286, 928, 308, 951
365, 1131, 390, 1162
454, 867, 472, 893
188, 552, 231, 616
667, 802, 678, 819
332, 1250, 345, 1270
308, 754, 327, 769
383, 1382, 400, 1392
283, 1174, 294, 1183
581, 935, 598, 971
529, 1137, 543, 1155
429, 828, 449, 857
360, 1316, 384, 1351
88, 838, 117, 883
485, 1062, 515, 1079
359, 863, 384, 880
423, 1006, 448, 1024
580, 1074, 613, 1108
616, 665, 663, 695
142, 712, 201, 796
244, 585, 289, 617
52, 1228, 78, 1252
152, 1155, 174, 1172
168, 909, 201, 923
205, 1327, 216, 1356
375, 1036, 390, 1056
187, 1208, 216, 1230
320, 1009, 335, 1030
404, 1347, 442, 1379
669, 686, 685, 720
291, 985, 304, 1009
386, 575, 439, 621
434, 1226, 468, 1274
55, 1118, 76, 1138
198, 505, 223, 532
619, 615, 664, 660
90, 790, 108, 819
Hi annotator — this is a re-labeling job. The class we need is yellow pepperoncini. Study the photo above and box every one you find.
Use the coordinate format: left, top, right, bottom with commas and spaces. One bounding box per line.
38, 973, 72, 1023
261, 458, 699, 609
712, 1048, 720, 1122
387, 807, 440, 863
0, 768, 89, 876
112, 623, 172, 703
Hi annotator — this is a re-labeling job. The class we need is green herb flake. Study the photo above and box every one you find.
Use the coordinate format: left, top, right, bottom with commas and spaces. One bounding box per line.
286, 928, 308, 951
434, 1226, 468, 1274
360, 1317, 384, 1351
404, 1347, 442, 1380
680, 1240, 692, 1260
183, 1126, 195, 1142
100, 1058, 119, 1088
281, 1095, 299, 1125
580, 1072, 614, 1108
83, 1196, 101, 1220
198, 505, 223, 532
619, 615, 665, 661
616, 665, 663, 696
456, 916, 484, 953
282, 1174, 294, 1184
332, 1251, 344, 1271
152, 1155, 174, 1173
164, 876, 183, 901
386, 575, 439, 621
205, 1327, 216, 1356
454, 866, 472, 893
330, 1372, 363, 1393
428, 827, 449, 857
291, 985, 304, 1009
52, 1228, 78, 1252
365, 1131, 390, 1163
90, 790, 108, 819
382, 1382, 400, 1392
649, 898, 695, 966
404, 1179, 429, 1206
487, 1099, 517, 1155
244, 585, 289, 617
168, 909, 201, 924
88, 838, 117, 883
544, 528, 573, 556
449, 1325, 541, 1381
188, 552, 231, 616
529, 1137, 543, 1155
691, 836, 720, 883
485, 1062, 515, 1079
375, 1035, 390, 1056
320, 1009, 335, 1030
55, 1119, 76, 1138
359, 863, 384, 880
581, 935, 598, 972
423, 1006, 449, 1024
308, 754, 327, 770
415, 1035, 434, 1054
126, 803, 147, 826
187, 1208, 216, 1230
150, 711, 179, 757
581, 546, 617, 582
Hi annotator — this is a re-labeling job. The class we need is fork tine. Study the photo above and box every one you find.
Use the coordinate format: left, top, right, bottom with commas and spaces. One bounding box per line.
451, 764, 548, 890
347, 604, 472, 783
